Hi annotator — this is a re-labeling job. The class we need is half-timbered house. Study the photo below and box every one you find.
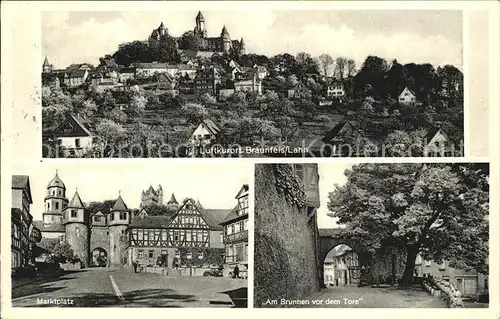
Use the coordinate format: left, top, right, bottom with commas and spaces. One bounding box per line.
126, 198, 229, 268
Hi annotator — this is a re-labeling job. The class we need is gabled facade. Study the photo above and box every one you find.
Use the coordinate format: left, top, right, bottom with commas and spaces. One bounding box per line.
127, 198, 229, 268
287, 81, 311, 99
322, 121, 365, 157
64, 69, 89, 87
423, 127, 454, 157
220, 185, 249, 267
194, 67, 220, 96
50, 114, 95, 158
189, 119, 222, 154
12, 175, 40, 269
398, 86, 417, 105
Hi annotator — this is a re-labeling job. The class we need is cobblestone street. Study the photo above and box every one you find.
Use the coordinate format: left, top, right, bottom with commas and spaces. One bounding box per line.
12, 267, 247, 308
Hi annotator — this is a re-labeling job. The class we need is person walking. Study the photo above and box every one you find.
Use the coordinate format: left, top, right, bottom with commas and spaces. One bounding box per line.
133, 260, 138, 273
233, 265, 240, 279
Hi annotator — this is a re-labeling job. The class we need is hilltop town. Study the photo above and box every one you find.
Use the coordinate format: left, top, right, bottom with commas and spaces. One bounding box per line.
41, 11, 464, 158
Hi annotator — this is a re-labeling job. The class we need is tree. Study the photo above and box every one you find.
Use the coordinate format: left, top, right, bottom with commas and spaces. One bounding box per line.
327, 163, 489, 287
294, 52, 320, 77
334, 57, 348, 80
354, 56, 389, 98
126, 95, 147, 119
151, 35, 181, 63
112, 41, 151, 66
179, 31, 199, 51
52, 242, 75, 263
346, 59, 356, 77
95, 119, 127, 156
181, 103, 209, 125
317, 54, 334, 76
86, 200, 116, 216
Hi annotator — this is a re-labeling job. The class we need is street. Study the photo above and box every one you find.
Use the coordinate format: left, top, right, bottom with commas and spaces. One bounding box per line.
12, 267, 247, 307
299, 286, 448, 308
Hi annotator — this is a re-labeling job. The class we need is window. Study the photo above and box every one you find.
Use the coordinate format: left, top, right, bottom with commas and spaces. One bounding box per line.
161, 250, 167, 255
226, 225, 232, 235
120, 212, 127, 220
55, 202, 59, 210
76, 227, 80, 237
243, 219, 248, 231
235, 222, 241, 233
198, 251, 204, 259
138, 250, 143, 258
110, 213, 115, 221
186, 231, 191, 242
161, 230, 167, 241
148, 250, 154, 258
186, 252, 192, 259
47, 203, 50, 210
174, 231, 179, 241
75, 138, 80, 148
121, 229, 125, 234
175, 250, 180, 258
51, 216, 55, 222
94, 216, 101, 222
71, 210, 78, 218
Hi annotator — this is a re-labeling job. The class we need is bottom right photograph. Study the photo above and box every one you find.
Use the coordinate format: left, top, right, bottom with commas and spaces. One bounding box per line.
254, 162, 490, 308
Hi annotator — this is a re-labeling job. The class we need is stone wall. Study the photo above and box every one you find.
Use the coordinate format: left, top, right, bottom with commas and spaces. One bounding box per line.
254, 164, 320, 307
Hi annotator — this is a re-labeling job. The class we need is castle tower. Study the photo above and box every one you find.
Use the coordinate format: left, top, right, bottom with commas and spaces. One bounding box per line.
166, 193, 179, 212
63, 190, 89, 267
239, 37, 246, 55
221, 25, 232, 54
43, 171, 69, 226
108, 193, 130, 267
194, 11, 207, 38
43, 56, 53, 73
158, 21, 167, 37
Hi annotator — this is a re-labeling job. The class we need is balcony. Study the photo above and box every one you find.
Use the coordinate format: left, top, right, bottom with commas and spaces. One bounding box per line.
223, 230, 248, 244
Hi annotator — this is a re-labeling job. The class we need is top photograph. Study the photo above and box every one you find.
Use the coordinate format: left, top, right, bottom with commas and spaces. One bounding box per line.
41, 10, 463, 158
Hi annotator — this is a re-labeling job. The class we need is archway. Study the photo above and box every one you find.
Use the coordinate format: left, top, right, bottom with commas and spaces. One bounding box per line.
323, 244, 360, 288
91, 247, 108, 267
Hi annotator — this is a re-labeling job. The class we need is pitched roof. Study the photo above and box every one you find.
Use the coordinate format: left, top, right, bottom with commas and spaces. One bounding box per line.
196, 11, 205, 21
43, 56, 50, 66
112, 195, 129, 211
12, 175, 29, 189
68, 191, 85, 209
424, 127, 449, 143
235, 184, 249, 199
129, 215, 172, 229
322, 121, 363, 142
33, 220, 65, 233
47, 171, 66, 189
50, 114, 93, 138
132, 62, 172, 69
200, 208, 233, 230
167, 193, 178, 204
219, 205, 246, 225
67, 69, 88, 78
201, 119, 221, 135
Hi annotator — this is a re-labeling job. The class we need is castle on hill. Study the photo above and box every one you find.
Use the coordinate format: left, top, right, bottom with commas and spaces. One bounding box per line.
148, 11, 246, 56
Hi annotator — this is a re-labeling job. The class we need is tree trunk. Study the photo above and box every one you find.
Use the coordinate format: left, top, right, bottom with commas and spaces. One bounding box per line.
400, 245, 419, 287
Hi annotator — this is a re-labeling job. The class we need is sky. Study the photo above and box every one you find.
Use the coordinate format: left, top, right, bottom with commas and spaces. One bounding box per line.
316, 163, 352, 229
42, 10, 462, 70
12, 161, 249, 221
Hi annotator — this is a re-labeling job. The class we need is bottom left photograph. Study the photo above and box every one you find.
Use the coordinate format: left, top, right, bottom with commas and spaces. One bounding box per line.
10, 162, 249, 308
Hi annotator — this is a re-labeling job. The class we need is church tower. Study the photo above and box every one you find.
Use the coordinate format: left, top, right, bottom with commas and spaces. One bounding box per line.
43, 171, 69, 226
157, 184, 163, 204
221, 25, 232, 54
43, 56, 53, 73
63, 190, 89, 267
194, 11, 207, 38
158, 21, 167, 37
108, 193, 130, 266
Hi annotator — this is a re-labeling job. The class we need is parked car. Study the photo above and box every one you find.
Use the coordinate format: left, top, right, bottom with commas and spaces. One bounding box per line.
203, 269, 223, 277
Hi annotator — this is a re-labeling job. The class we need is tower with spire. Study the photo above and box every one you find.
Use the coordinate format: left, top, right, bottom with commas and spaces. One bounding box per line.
239, 37, 246, 55
43, 171, 69, 227
166, 193, 179, 212
194, 10, 207, 38
108, 193, 130, 266
221, 25, 232, 54
43, 56, 53, 73
62, 189, 89, 267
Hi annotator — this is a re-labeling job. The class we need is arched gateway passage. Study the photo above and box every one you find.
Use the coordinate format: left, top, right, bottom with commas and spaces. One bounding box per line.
318, 228, 368, 288
91, 247, 108, 267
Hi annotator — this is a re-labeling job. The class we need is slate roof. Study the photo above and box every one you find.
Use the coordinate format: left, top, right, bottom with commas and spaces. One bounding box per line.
129, 215, 172, 229
167, 193, 178, 204
12, 175, 33, 203
68, 191, 85, 209
219, 205, 244, 225
201, 119, 221, 135
33, 220, 65, 233
424, 127, 449, 143
49, 114, 93, 138
201, 208, 233, 231
112, 195, 129, 211
322, 121, 363, 143
67, 70, 88, 78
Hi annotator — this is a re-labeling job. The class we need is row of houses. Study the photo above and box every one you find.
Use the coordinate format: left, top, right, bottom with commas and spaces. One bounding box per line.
20, 170, 249, 274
